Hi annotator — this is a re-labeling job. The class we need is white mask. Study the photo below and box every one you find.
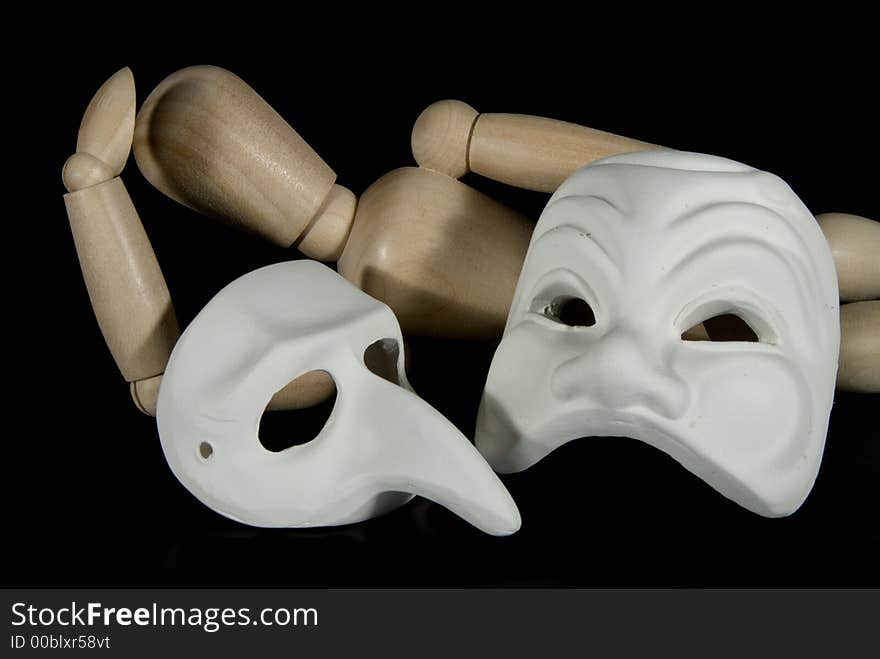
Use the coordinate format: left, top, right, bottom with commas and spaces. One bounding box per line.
157, 260, 520, 535
476, 151, 839, 517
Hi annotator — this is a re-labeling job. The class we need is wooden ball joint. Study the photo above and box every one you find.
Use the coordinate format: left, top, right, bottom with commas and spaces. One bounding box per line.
66, 68, 880, 418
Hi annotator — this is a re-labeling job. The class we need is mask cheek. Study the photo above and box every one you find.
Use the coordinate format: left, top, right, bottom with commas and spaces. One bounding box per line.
674, 348, 819, 516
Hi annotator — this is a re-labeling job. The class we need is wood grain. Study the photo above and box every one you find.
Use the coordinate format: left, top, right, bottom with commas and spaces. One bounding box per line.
470, 113, 658, 192
65, 177, 179, 382
134, 65, 338, 248
816, 213, 880, 302
338, 167, 533, 339
75, 67, 136, 177
838, 301, 880, 392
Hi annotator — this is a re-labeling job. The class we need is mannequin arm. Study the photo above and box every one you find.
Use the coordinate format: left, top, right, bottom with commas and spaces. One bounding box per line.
64, 68, 335, 416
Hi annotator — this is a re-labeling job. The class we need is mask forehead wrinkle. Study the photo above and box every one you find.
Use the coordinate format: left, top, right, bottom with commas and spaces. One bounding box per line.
657, 194, 835, 351
625, 165, 837, 305
534, 195, 625, 265
668, 202, 815, 270
551, 162, 834, 347
665, 195, 825, 289
593, 149, 756, 173
549, 162, 639, 212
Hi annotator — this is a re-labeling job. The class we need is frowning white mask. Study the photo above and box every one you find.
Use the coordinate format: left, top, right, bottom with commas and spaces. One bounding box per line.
476, 151, 839, 517
157, 261, 520, 535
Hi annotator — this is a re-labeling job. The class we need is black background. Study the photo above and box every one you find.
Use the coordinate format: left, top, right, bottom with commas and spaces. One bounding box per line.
10, 33, 878, 587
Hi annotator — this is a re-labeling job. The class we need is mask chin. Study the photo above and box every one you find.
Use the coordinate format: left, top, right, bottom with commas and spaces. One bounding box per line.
477, 393, 764, 508
157, 261, 520, 535
476, 150, 839, 518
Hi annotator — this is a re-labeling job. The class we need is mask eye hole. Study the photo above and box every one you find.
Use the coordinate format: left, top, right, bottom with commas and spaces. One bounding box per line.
681, 313, 759, 342
364, 338, 401, 385
258, 371, 337, 453
544, 295, 596, 327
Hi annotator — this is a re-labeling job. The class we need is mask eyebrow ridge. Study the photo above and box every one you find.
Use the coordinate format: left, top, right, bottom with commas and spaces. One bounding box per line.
533, 223, 623, 283
664, 236, 826, 346
670, 200, 816, 263
664, 201, 824, 293
534, 194, 625, 267
546, 192, 624, 215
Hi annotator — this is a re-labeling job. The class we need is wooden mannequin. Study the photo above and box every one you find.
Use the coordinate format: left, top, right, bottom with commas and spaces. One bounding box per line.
65, 68, 879, 417
127, 66, 532, 415
132, 67, 533, 342
411, 100, 879, 393
63, 68, 339, 414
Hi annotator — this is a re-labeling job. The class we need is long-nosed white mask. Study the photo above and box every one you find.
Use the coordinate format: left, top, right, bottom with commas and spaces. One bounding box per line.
157, 261, 520, 535
476, 151, 839, 517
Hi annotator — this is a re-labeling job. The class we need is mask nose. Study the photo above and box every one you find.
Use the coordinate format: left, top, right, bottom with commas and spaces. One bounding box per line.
550, 328, 688, 419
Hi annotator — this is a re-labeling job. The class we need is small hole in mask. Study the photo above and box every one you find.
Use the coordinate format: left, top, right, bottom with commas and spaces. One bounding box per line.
544, 296, 596, 327
258, 371, 337, 453
199, 442, 213, 460
364, 338, 401, 385
681, 314, 759, 342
